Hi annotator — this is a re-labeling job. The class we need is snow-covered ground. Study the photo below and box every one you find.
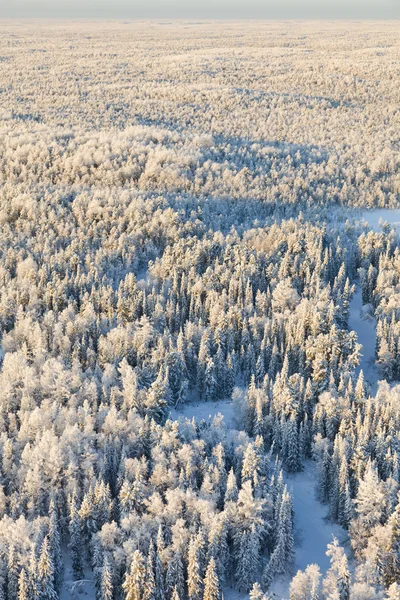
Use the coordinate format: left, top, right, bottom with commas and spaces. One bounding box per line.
172, 401, 348, 599
60, 549, 95, 600
170, 399, 236, 429
269, 463, 348, 599
360, 209, 400, 232
348, 286, 377, 385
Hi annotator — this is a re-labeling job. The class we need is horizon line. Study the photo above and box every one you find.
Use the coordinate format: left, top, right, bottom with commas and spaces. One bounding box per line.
1, 16, 399, 21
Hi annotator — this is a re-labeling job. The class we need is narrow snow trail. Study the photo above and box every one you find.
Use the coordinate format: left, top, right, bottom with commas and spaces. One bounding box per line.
59, 548, 95, 600
290, 463, 348, 572
172, 402, 348, 600
348, 286, 377, 384
264, 462, 349, 600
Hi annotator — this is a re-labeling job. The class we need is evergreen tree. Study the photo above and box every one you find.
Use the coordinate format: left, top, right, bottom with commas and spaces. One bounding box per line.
37, 537, 57, 600
235, 526, 260, 592
7, 544, 19, 600
146, 369, 169, 423
262, 488, 294, 589
388, 496, 400, 586
18, 570, 30, 600
249, 582, 263, 600
188, 534, 204, 600
28, 545, 39, 600
166, 550, 185, 600
203, 558, 220, 600
48, 498, 63, 591
323, 538, 350, 600
205, 358, 217, 402
123, 550, 145, 600
285, 416, 301, 473
224, 469, 238, 504
101, 556, 113, 600
143, 542, 156, 600
171, 587, 180, 600
69, 492, 84, 580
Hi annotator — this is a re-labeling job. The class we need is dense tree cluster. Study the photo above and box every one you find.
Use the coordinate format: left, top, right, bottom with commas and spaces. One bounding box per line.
0, 19, 399, 600
0, 22, 399, 209
358, 228, 400, 380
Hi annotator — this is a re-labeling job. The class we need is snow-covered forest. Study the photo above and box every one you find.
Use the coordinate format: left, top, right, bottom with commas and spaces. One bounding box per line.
0, 19, 399, 600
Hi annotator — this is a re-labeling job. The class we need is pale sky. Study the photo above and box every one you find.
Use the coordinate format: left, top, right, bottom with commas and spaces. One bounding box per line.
1, 0, 399, 19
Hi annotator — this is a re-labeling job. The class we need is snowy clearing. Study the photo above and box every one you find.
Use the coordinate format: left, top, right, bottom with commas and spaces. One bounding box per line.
170, 400, 236, 429
173, 401, 349, 599
360, 209, 400, 233
60, 549, 95, 600
348, 287, 377, 385
270, 462, 349, 599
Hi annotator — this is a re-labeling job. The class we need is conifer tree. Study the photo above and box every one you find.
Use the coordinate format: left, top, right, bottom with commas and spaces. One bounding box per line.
249, 582, 263, 600
28, 545, 39, 600
166, 550, 185, 600
8, 544, 19, 600
155, 548, 166, 600
123, 550, 145, 600
203, 558, 220, 600
323, 538, 350, 600
285, 415, 301, 473
38, 537, 57, 600
388, 496, 400, 586
224, 469, 238, 504
18, 569, 30, 600
101, 556, 113, 600
69, 492, 84, 580
171, 587, 180, 600
188, 534, 204, 600
143, 542, 156, 600
48, 498, 63, 591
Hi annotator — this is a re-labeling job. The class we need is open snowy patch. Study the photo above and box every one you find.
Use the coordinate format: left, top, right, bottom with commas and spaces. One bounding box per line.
170, 399, 236, 428
360, 208, 400, 232
269, 461, 349, 600
172, 400, 349, 600
348, 287, 378, 385
60, 549, 95, 600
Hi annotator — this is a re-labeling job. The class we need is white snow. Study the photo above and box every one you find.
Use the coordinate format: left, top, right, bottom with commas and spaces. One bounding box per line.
60, 549, 95, 600
170, 399, 236, 429
267, 461, 349, 599
173, 401, 349, 600
348, 286, 378, 385
360, 209, 400, 233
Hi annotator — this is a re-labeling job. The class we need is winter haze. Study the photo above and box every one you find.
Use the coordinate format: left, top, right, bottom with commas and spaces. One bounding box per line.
2, 0, 400, 18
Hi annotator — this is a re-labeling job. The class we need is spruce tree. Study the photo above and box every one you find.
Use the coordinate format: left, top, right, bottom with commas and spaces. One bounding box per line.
38, 537, 57, 600
165, 550, 185, 600
203, 558, 220, 600
285, 415, 300, 473
143, 542, 156, 600
69, 492, 84, 580
188, 535, 204, 600
388, 496, 400, 586
249, 582, 263, 600
123, 550, 145, 600
8, 544, 19, 600
101, 556, 113, 600
48, 498, 63, 591
18, 570, 29, 600
156, 527, 166, 600
171, 587, 180, 600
